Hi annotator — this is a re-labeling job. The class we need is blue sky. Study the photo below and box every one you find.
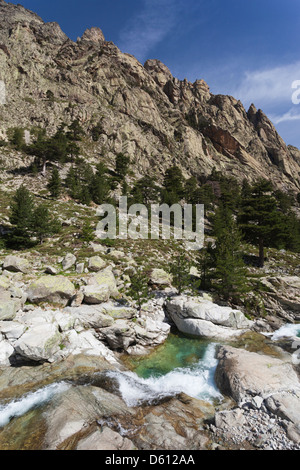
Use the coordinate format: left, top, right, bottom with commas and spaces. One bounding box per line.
8, 0, 300, 148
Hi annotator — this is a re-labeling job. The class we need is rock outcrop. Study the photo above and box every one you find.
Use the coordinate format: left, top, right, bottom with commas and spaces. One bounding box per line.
165, 295, 253, 340
0, 1, 299, 194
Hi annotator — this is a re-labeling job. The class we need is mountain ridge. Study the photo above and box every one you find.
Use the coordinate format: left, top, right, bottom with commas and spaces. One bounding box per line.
0, 0, 299, 193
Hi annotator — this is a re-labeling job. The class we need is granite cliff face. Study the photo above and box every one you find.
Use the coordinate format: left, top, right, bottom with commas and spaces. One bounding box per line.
0, 0, 299, 191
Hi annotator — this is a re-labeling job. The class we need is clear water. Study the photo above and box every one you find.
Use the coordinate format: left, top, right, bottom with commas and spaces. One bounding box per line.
110, 332, 222, 407
127, 332, 212, 378
0, 382, 70, 428
271, 323, 300, 341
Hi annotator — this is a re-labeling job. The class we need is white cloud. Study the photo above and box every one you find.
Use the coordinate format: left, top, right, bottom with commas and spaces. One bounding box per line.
270, 108, 300, 125
118, 0, 185, 62
232, 61, 300, 109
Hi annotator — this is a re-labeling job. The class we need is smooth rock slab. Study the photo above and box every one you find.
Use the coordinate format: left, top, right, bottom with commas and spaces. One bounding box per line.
215, 345, 300, 403
165, 295, 252, 340
76, 427, 135, 450
14, 323, 62, 362
168, 315, 247, 340
166, 296, 253, 329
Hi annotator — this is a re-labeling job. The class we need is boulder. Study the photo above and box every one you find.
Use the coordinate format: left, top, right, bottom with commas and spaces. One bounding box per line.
14, 323, 62, 362
0, 338, 14, 366
0, 320, 26, 340
2, 255, 30, 274
62, 253, 76, 271
165, 296, 252, 340
75, 263, 85, 274
149, 268, 172, 287
0, 293, 20, 320
215, 345, 300, 403
27, 275, 76, 306
62, 330, 119, 364
0, 276, 10, 291
65, 302, 135, 328
44, 266, 58, 275
83, 268, 118, 304
264, 391, 300, 426
99, 320, 136, 350
88, 256, 106, 272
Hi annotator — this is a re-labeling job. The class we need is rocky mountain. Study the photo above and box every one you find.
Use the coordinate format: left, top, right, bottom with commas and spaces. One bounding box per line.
0, 0, 299, 192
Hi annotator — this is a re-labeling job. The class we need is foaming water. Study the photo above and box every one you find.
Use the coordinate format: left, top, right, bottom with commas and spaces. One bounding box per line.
0, 382, 70, 428
108, 342, 222, 407
271, 323, 300, 341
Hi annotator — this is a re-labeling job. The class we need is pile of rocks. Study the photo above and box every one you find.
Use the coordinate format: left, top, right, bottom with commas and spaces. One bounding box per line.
209, 345, 300, 449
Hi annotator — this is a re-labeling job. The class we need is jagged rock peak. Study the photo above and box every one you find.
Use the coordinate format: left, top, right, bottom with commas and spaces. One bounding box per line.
0, 0, 44, 25
248, 103, 258, 115
193, 79, 210, 93
144, 59, 173, 87
79, 27, 105, 44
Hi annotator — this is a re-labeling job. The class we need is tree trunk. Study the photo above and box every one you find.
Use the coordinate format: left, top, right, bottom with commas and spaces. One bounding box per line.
258, 237, 264, 267
42, 158, 49, 177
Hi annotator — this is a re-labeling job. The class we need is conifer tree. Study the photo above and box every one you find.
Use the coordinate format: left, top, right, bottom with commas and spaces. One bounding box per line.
162, 166, 185, 204
81, 220, 95, 245
115, 153, 130, 182
169, 251, 192, 294
47, 167, 62, 198
210, 205, 249, 302
238, 179, 284, 267
32, 204, 60, 244
127, 269, 152, 311
89, 162, 111, 205
9, 185, 34, 247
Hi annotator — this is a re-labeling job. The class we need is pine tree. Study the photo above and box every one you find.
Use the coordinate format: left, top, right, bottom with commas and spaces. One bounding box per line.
81, 220, 95, 245
9, 127, 25, 151
162, 166, 185, 204
32, 204, 60, 244
210, 206, 249, 302
9, 185, 34, 247
90, 163, 111, 204
238, 179, 285, 267
127, 269, 152, 311
169, 251, 192, 294
196, 242, 215, 291
129, 175, 160, 206
48, 167, 62, 198
115, 153, 130, 182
